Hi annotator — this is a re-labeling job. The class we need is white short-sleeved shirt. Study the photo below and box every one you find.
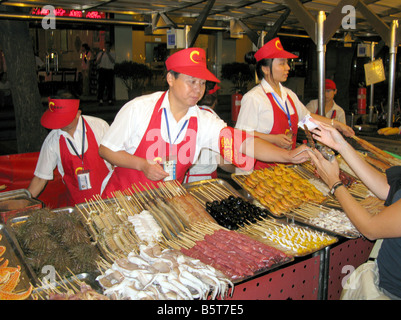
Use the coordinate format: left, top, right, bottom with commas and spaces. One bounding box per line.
100, 91, 227, 166
235, 78, 310, 134
34, 115, 112, 180
305, 99, 346, 124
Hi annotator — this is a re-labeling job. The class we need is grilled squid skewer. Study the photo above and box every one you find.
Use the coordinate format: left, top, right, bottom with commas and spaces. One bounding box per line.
128, 210, 163, 244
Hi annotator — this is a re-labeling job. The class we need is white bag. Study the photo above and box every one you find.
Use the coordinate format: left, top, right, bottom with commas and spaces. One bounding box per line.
340, 260, 391, 300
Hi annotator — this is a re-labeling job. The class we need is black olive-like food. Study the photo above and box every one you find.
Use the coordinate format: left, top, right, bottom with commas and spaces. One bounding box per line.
205, 196, 272, 230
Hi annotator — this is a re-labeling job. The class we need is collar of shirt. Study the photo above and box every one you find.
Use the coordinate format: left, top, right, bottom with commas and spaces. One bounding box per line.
56, 116, 88, 154
261, 78, 289, 102
157, 91, 198, 145
260, 78, 296, 115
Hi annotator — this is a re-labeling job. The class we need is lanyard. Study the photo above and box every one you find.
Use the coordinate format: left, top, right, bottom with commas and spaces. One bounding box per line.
271, 92, 292, 128
163, 108, 189, 145
66, 117, 85, 165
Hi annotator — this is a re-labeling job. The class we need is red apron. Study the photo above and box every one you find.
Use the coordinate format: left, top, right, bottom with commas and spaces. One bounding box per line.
315, 108, 336, 119
254, 93, 299, 170
102, 91, 198, 197
59, 118, 110, 206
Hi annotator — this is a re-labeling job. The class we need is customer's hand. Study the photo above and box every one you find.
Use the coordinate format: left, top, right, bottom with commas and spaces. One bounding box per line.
307, 148, 340, 188
310, 120, 348, 153
288, 144, 311, 163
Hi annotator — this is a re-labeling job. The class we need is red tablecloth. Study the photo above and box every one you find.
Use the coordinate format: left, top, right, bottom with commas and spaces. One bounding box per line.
0, 152, 68, 209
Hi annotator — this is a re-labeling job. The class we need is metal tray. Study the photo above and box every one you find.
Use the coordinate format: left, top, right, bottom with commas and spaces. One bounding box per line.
284, 210, 360, 239
0, 189, 31, 201
0, 189, 43, 223
183, 178, 245, 205
230, 172, 286, 218
0, 223, 38, 297
6, 207, 103, 282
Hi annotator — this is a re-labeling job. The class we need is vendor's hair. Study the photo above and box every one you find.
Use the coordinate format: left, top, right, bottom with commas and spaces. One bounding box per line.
51, 89, 77, 99
245, 50, 273, 81
167, 70, 180, 79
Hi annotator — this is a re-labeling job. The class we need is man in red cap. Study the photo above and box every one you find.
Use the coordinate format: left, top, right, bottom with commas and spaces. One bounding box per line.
306, 79, 346, 124
236, 37, 354, 170
99, 47, 312, 197
28, 92, 112, 205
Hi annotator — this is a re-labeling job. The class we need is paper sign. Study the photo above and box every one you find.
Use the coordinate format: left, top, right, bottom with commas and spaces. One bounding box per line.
364, 58, 386, 86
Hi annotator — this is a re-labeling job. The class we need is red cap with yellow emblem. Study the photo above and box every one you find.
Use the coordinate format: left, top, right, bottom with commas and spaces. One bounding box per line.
41, 98, 80, 129
254, 37, 298, 62
165, 47, 220, 83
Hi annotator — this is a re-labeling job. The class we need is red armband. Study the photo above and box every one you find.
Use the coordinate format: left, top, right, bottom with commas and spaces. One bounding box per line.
218, 127, 255, 171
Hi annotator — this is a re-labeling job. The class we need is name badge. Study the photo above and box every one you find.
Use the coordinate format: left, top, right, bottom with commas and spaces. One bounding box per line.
77, 170, 92, 190
163, 159, 176, 181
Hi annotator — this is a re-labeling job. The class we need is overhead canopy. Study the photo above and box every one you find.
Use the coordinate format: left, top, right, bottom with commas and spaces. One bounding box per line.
0, 0, 400, 43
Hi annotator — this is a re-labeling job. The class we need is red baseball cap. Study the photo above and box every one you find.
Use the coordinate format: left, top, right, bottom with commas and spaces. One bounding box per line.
165, 47, 220, 83
41, 98, 79, 129
325, 79, 336, 90
254, 37, 298, 62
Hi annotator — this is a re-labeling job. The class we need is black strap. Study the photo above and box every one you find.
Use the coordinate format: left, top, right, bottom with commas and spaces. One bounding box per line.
66, 117, 85, 163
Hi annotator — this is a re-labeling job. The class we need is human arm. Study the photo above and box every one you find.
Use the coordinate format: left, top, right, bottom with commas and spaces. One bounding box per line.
98, 145, 169, 181
252, 131, 293, 149
308, 148, 401, 240
310, 120, 389, 199
27, 176, 48, 198
240, 136, 310, 164
310, 113, 354, 137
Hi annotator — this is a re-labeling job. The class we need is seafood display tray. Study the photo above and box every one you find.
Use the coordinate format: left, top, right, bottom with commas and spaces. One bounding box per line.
6, 207, 104, 285
0, 223, 38, 295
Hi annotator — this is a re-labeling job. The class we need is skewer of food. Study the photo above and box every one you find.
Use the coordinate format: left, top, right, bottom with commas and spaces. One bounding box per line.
168, 222, 291, 281
238, 219, 337, 256
241, 165, 325, 216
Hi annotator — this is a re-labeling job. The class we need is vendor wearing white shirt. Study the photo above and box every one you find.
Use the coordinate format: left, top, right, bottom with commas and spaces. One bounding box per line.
28, 97, 112, 205
235, 37, 354, 170
305, 79, 346, 124
99, 47, 313, 197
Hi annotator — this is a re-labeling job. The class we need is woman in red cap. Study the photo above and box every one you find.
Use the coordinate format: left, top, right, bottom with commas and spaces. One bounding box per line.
235, 37, 354, 170
28, 92, 112, 206
99, 47, 312, 197
305, 79, 346, 124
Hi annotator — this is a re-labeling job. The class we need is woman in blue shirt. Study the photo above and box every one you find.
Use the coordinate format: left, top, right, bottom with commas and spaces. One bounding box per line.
308, 119, 401, 300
